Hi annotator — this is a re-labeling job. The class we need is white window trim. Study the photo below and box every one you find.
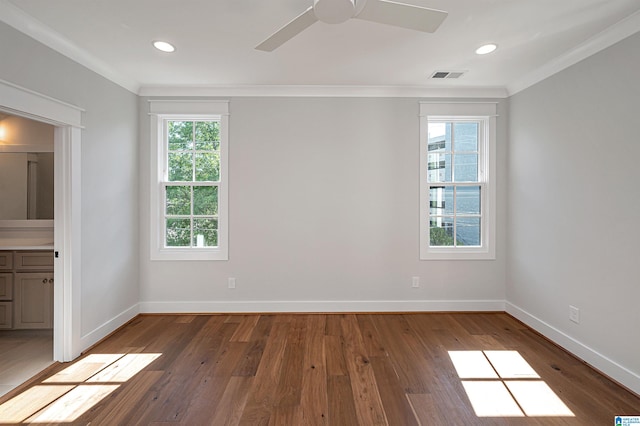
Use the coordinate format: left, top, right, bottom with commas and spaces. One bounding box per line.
149, 100, 229, 261
419, 102, 497, 260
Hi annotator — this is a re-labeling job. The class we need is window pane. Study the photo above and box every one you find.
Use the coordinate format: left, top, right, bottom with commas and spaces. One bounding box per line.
165, 186, 190, 215
428, 122, 450, 151
429, 195, 446, 216
430, 220, 455, 246
195, 152, 220, 181
454, 122, 478, 151
168, 152, 193, 181
193, 186, 218, 216
195, 121, 220, 151
430, 186, 454, 215
166, 218, 191, 247
193, 218, 218, 247
168, 121, 193, 151
428, 138, 446, 152
428, 153, 451, 182
456, 186, 481, 215
457, 217, 481, 246
454, 154, 478, 182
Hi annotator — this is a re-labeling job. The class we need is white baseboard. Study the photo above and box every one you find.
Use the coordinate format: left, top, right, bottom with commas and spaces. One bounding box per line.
79, 303, 140, 352
139, 299, 506, 314
506, 301, 640, 396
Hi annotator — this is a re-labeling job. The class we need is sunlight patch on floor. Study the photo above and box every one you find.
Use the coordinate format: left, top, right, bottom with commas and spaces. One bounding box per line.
0, 352, 162, 424
461, 381, 525, 417
484, 351, 540, 379
0, 385, 75, 423
449, 351, 499, 379
44, 354, 125, 383
87, 353, 161, 383
506, 381, 575, 417
26, 385, 120, 423
449, 350, 574, 418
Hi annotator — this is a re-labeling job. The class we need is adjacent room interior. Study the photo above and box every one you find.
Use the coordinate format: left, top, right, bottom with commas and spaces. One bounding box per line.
0, 113, 55, 397
0, 0, 638, 423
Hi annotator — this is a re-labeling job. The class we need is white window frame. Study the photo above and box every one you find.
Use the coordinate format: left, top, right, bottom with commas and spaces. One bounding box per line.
149, 100, 229, 261
419, 102, 497, 260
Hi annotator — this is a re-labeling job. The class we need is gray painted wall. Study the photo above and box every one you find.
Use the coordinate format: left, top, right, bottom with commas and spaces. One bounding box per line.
139, 97, 508, 310
0, 22, 140, 341
508, 32, 640, 391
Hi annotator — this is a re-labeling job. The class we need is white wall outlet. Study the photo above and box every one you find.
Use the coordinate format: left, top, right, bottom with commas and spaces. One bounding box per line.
228, 277, 236, 289
569, 305, 579, 323
412, 276, 420, 288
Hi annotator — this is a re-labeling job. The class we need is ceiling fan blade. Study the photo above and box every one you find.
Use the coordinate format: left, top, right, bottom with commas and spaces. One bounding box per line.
355, 0, 447, 33
256, 6, 318, 51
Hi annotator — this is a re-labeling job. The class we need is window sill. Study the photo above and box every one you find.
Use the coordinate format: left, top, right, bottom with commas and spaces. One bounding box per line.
421, 247, 495, 261
151, 247, 228, 261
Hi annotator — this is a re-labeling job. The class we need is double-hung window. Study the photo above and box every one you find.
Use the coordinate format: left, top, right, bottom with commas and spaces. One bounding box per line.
419, 102, 496, 260
149, 100, 229, 260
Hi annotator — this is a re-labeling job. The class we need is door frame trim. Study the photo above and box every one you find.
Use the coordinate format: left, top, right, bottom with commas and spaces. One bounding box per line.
0, 78, 83, 361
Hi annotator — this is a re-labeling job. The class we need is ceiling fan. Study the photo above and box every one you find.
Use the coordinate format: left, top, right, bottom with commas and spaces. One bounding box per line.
256, 0, 448, 51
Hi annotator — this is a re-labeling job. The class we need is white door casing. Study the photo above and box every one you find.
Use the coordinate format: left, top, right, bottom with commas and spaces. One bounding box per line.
0, 78, 83, 362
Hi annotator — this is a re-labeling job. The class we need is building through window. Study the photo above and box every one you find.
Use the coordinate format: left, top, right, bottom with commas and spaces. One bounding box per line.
420, 102, 496, 260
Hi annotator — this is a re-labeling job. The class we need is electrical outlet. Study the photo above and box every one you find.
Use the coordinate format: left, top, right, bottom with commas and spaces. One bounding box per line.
412, 276, 420, 288
569, 305, 579, 323
228, 277, 236, 289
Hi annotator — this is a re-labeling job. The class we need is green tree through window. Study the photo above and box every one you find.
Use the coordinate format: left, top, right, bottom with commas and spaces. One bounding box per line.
165, 120, 220, 248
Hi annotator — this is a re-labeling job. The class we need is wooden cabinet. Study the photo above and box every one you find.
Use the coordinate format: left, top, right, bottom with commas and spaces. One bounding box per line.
14, 252, 54, 270
0, 252, 13, 270
0, 301, 12, 329
0, 272, 13, 329
0, 272, 13, 300
14, 272, 53, 329
0, 250, 53, 329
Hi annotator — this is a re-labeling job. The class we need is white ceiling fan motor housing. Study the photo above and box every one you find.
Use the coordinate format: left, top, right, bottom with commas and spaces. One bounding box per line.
313, 0, 356, 24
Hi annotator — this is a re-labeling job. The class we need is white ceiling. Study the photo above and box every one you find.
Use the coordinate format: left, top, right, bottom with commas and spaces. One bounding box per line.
1, 0, 640, 96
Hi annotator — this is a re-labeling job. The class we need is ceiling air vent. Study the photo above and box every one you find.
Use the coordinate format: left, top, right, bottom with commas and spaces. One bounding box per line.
430, 70, 466, 79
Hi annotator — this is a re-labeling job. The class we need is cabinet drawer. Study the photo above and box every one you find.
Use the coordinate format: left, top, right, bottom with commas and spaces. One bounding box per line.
0, 252, 13, 270
0, 273, 12, 300
0, 301, 12, 329
14, 251, 54, 271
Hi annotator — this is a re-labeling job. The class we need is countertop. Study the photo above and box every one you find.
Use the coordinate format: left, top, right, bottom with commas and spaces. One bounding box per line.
0, 238, 54, 251
0, 245, 54, 250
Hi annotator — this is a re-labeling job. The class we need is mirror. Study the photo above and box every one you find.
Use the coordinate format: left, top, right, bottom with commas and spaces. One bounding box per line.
0, 152, 54, 219
0, 113, 54, 220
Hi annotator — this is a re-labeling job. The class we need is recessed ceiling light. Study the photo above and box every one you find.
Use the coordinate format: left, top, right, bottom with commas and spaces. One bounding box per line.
475, 44, 497, 55
153, 41, 176, 53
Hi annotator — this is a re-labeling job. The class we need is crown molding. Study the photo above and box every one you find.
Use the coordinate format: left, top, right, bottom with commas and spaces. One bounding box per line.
0, 0, 140, 94
507, 10, 640, 96
138, 84, 509, 98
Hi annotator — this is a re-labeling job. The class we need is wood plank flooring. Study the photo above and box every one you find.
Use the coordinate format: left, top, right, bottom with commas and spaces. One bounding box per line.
0, 313, 638, 425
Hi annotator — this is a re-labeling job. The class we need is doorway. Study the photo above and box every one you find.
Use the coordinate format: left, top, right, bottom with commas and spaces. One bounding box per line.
0, 79, 82, 377
0, 113, 55, 396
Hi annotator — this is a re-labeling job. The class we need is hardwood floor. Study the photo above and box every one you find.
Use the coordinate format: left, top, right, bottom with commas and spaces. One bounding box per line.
0, 313, 638, 425
0, 330, 53, 397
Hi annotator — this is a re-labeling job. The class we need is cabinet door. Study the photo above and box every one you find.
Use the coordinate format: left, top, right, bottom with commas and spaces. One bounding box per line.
0, 252, 13, 270
14, 273, 53, 329
0, 273, 13, 300
0, 302, 12, 329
